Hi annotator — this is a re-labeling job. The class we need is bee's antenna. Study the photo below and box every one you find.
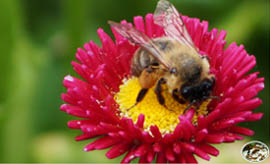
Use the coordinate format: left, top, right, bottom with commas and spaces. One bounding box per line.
209, 95, 219, 100
183, 100, 196, 114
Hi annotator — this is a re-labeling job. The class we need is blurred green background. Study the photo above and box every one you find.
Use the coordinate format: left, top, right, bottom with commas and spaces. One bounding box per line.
0, 0, 269, 163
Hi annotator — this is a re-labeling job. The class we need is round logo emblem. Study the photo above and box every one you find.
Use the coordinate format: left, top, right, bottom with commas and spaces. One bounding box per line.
241, 141, 269, 163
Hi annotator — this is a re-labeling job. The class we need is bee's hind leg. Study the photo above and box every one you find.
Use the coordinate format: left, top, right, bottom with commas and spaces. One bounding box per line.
126, 88, 148, 111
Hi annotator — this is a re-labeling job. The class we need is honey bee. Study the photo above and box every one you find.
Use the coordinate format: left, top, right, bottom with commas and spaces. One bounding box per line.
109, 0, 216, 111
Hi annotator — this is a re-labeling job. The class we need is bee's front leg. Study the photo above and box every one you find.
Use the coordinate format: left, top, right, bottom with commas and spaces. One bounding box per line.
155, 78, 167, 106
172, 89, 186, 104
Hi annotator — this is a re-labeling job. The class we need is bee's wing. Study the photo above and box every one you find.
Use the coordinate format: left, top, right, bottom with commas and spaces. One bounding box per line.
154, 0, 198, 51
108, 21, 171, 69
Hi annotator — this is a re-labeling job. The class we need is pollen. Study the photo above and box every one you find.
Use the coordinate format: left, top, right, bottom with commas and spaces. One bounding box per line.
114, 77, 210, 134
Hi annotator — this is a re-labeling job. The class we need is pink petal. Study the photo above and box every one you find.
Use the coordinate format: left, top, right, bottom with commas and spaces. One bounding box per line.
198, 143, 219, 156
229, 126, 254, 136
134, 144, 150, 157
165, 147, 175, 161
106, 142, 131, 159
84, 136, 120, 151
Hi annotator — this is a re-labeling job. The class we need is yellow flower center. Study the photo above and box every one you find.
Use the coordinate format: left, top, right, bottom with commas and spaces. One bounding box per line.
114, 77, 210, 134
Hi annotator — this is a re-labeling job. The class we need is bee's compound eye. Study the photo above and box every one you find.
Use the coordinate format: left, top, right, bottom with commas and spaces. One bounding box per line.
170, 67, 177, 74
181, 88, 188, 94
202, 79, 214, 90
180, 85, 192, 97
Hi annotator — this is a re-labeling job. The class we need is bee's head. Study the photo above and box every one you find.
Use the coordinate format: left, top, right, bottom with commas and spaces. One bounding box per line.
180, 77, 215, 103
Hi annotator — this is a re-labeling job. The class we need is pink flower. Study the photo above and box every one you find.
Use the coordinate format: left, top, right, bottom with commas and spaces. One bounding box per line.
60, 12, 264, 163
